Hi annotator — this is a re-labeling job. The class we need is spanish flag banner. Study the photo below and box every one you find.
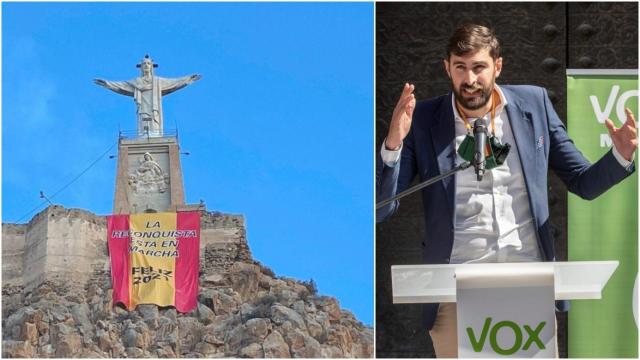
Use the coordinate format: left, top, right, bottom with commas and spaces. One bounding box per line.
107, 211, 200, 312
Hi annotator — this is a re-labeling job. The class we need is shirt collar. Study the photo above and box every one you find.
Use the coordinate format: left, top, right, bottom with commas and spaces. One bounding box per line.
451, 84, 508, 122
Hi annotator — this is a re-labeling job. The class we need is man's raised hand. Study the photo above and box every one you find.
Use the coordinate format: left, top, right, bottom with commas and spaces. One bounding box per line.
385, 83, 416, 150
605, 107, 638, 161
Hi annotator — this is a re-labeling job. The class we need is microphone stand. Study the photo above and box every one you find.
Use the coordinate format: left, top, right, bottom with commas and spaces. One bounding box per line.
376, 161, 472, 210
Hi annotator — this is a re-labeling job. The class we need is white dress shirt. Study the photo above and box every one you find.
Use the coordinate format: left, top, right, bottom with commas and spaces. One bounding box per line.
381, 85, 632, 264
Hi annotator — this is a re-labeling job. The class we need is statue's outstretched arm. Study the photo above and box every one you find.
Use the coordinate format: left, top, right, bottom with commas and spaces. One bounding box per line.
160, 74, 202, 96
94, 79, 135, 96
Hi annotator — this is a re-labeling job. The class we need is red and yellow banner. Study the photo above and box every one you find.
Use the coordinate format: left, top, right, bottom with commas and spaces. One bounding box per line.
107, 211, 200, 312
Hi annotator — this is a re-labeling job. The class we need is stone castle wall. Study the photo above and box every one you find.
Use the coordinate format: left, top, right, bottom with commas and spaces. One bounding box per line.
2, 205, 250, 294
2, 223, 27, 288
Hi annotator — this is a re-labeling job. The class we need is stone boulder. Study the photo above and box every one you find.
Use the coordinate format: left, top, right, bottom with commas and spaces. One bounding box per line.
2, 340, 36, 358
224, 317, 270, 354
314, 296, 342, 322
195, 302, 215, 325
270, 305, 306, 330
199, 289, 239, 316
19, 322, 38, 345
239, 342, 263, 357
178, 317, 202, 352
227, 263, 261, 302
136, 304, 160, 330
55, 333, 83, 357
262, 331, 290, 358
4, 307, 44, 340
285, 329, 323, 358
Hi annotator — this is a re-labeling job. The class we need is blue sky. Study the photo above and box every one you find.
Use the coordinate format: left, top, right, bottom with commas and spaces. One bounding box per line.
2, 3, 373, 325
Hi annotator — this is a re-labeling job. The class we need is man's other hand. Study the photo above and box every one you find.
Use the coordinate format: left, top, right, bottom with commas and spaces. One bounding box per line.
386, 83, 416, 150
605, 107, 638, 161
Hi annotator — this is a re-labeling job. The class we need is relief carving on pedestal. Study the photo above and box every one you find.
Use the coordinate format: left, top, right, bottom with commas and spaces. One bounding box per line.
128, 152, 169, 194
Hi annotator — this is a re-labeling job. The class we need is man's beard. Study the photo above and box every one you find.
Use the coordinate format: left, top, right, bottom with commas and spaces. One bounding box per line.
453, 80, 493, 111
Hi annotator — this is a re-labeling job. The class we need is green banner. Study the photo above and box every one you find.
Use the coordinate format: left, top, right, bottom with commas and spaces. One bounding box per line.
567, 70, 638, 358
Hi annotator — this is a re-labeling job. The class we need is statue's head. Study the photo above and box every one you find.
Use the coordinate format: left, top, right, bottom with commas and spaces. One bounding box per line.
143, 152, 152, 161
137, 55, 158, 76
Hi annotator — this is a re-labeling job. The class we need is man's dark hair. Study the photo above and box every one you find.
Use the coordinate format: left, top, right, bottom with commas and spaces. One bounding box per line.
446, 23, 501, 60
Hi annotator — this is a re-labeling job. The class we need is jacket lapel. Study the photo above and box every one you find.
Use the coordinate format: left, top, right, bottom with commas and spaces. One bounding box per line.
503, 88, 538, 213
430, 96, 456, 219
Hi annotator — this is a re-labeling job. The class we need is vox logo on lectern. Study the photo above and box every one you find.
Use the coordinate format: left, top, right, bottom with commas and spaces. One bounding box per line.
466, 317, 546, 355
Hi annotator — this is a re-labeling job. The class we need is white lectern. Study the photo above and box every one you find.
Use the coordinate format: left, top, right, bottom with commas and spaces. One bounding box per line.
391, 261, 618, 358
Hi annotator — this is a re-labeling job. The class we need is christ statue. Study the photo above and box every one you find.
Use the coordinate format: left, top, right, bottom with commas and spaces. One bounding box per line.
94, 55, 201, 137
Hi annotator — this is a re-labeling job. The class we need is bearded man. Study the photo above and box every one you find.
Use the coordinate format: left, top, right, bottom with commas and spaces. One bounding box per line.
376, 23, 637, 357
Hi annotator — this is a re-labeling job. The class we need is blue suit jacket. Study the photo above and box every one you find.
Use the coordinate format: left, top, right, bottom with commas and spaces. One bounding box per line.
376, 85, 634, 329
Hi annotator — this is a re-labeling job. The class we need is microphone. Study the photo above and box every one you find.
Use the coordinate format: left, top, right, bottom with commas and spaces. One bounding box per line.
473, 118, 488, 181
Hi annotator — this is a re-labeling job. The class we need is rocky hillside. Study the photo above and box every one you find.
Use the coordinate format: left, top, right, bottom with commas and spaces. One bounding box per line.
2, 210, 373, 358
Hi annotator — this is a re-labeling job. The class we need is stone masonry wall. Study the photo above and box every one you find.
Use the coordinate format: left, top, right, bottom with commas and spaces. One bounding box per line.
201, 211, 251, 275
2, 206, 250, 296
2, 224, 26, 288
